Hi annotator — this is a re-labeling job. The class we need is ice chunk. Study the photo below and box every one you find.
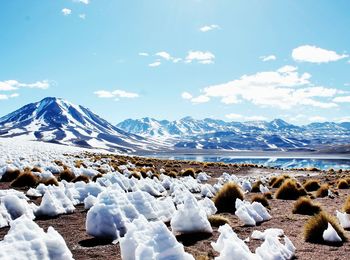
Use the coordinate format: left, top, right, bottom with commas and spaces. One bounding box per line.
251, 228, 284, 240
235, 199, 271, 226
0, 216, 73, 260
1, 194, 35, 221
336, 210, 350, 229
322, 223, 342, 243
120, 216, 194, 260
171, 193, 212, 234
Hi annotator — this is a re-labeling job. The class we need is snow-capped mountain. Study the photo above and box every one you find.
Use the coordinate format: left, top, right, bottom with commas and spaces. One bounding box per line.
0, 97, 164, 153
117, 117, 350, 151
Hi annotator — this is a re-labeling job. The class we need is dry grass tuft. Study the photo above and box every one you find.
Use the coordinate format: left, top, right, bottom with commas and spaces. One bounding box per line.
40, 177, 59, 186
11, 171, 39, 188
264, 192, 273, 199
129, 172, 141, 180
213, 182, 244, 213
270, 175, 289, 188
181, 168, 196, 178
275, 179, 306, 200
167, 171, 177, 178
208, 215, 229, 227
315, 184, 329, 198
337, 179, 349, 189
59, 169, 75, 182
292, 197, 321, 215
72, 175, 90, 183
92, 173, 103, 182
304, 212, 347, 244
1, 169, 21, 182
251, 194, 269, 208
251, 180, 263, 193
342, 196, 350, 214
303, 179, 321, 192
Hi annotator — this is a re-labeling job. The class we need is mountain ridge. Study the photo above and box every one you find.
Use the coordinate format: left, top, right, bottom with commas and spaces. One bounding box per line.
117, 117, 350, 152
0, 97, 164, 153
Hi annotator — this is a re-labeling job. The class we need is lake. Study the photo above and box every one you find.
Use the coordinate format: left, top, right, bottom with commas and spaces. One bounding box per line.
147, 154, 350, 170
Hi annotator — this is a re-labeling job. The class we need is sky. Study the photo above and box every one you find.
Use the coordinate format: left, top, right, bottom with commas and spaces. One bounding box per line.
0, 0, 349, 125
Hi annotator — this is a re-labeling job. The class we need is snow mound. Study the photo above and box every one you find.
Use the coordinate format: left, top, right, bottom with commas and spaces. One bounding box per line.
0, 216, 73, 260
212, 224, 295, 260
171, 193, 212, 234
0, 194, 35, 227
251, 228, 284, 240
336, 210, 350, 229
322, 223, 342, 243
235, 199, 271, 226
120, 216, 194, 260
35, 189, 75, 217
86, 189, 176, 240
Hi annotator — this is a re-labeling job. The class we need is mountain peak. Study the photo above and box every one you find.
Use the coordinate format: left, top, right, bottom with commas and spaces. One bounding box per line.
0, 97, 162, 152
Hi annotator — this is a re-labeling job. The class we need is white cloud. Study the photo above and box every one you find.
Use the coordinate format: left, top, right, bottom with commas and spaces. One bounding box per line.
155, 51, 172, 60
333, 96, 350, 103
79, 14, 86, 19
74, 0, 89, 4
225, 113, 267, 121
181, 92, 210, 104
292, 45, 348, 63
62, 8, 72, 16
94, 89, 139, 100
148, 61, 161, 67
0, 80, 50, 91
0, 93, 19, 100
199, 24, 220, 32
260, 55, 276, 62
181, 92, 193, 100
191, 95, 210, 104
185, 51, 215, 64
139, 52, 149, 57
187, 66, 340, 109
308, 116, 326, 122
337, 116, 350, 123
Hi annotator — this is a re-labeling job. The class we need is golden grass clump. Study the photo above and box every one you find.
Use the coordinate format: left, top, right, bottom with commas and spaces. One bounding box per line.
129, 172, 141, 180
59, 169, 75, 182
251, 194, 269, 208
270, 175, 289, 188
92, 173, 103, 182
1, 169, 21, 182
304, 212, 347, 244
315, 184, 329, 198
31, 166, 42, 173
342, 196, 350, 214
167, 171, 177, 178
251, 180, 263, 193
264, 192, 273, 199
40, 177, 59, 186
337, 179, 349, 189
213, 182, 244, 213
181, 168, 196, 178
303, 179, 321, 192
292, 197, 321, 215
72, 175, 90, 183
208, 215, 229, 227
275, 179, 306, 200
11, 171, 39, 188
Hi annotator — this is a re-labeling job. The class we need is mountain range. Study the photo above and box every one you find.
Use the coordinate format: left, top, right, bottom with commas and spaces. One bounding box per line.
117, 117, 350, 152
0, 97, 349, 153
0, 97, 164, 153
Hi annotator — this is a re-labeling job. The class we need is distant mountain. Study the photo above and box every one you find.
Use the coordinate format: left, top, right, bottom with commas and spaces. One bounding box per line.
0, 97, 163, 153
117, 117, 350, 152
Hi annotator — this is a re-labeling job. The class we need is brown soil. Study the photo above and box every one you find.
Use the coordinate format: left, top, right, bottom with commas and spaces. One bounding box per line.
0, 155, 349, 259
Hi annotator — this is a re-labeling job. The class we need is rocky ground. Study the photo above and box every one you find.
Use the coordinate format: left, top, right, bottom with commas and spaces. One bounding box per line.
0, 154, 350, 260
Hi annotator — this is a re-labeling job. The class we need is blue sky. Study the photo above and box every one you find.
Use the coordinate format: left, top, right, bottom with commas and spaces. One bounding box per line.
0, 0, 349, 125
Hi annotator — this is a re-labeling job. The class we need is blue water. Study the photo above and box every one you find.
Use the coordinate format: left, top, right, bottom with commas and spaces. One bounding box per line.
149, 155, 350, 170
